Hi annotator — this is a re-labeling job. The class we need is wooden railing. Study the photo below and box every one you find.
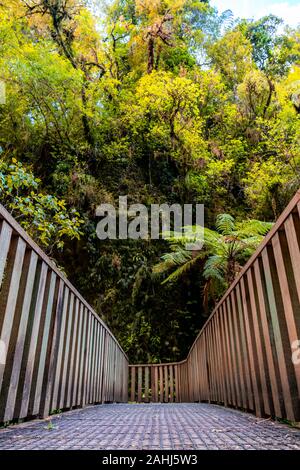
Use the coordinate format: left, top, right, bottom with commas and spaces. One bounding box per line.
129, 361, 193, 403
0, 204, 128, 424
129, 363, 180, 403
185, 189, 300, 421
2, 187, 300, 423
132, 190, 300, 422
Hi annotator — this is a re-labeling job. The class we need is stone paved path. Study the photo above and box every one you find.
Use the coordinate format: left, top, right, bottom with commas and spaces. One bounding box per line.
0, 403, 300, 450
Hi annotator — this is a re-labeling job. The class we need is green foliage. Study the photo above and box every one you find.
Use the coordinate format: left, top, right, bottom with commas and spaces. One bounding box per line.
243, 15, 298, 78
207, 30, 253, 87
154, 214, 273, 309
0, 158, 83, 251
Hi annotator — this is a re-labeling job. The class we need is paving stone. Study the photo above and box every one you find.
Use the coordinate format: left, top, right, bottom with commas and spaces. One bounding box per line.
0, 403, 299, 450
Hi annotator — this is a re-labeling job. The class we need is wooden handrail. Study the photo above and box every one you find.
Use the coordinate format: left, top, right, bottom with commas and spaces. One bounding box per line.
0, 204, 128, 424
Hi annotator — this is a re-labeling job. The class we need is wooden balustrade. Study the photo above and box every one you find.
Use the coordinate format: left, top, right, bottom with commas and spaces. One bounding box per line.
131, 190, 300, 422
2, 189, 300, 423
184, 189, 300, 421
129, 363, 183, 403
0, 204, 128, 424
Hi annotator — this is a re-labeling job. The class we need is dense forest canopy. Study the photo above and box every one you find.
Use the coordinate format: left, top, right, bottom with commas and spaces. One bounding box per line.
0, 0, 300, 363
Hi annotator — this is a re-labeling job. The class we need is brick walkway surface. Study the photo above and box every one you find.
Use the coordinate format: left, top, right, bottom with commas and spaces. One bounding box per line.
0, 403, 300, 450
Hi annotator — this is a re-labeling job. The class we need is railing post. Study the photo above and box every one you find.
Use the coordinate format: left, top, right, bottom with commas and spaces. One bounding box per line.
41, 279, 64, 418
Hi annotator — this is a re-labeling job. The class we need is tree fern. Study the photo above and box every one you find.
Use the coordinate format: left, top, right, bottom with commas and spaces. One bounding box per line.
153, 212, 273, 308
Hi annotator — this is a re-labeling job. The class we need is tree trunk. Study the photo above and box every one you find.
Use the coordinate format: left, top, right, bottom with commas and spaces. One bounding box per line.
226, 258, 236, 286
263, 78, 275, 117
147, 38, 155, 74
155, 44, 162, 70
81, 82, 95, 147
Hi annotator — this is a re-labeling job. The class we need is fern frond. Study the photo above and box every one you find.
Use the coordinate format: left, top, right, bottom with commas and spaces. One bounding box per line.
152, 246, 193, 276
162, 247, 193, 265
203, 255, 226, 283
162, 254, 204, 284
216, 213, 235, 235
235, 219, 273, 237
